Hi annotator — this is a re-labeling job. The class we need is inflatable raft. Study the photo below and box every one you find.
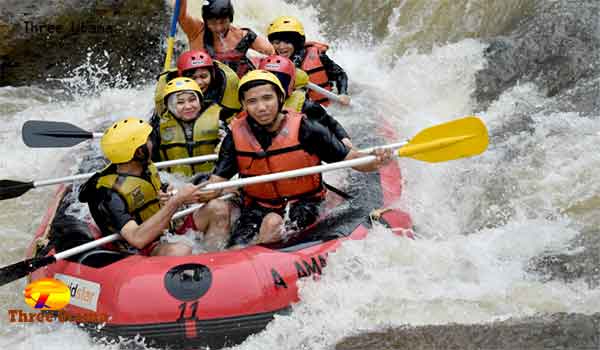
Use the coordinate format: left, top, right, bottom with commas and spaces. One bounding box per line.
25, 155, 412, 349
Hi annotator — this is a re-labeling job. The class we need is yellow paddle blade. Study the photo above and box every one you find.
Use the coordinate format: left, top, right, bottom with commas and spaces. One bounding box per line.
398, 116, 488, 163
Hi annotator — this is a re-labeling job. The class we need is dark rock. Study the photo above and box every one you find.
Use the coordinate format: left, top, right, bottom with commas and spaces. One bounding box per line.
336, 313, 600, 350
475, 0, 600, 109
0, 0, 169, 90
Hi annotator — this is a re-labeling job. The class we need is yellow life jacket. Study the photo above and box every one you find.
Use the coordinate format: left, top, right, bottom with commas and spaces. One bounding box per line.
284, 89, 306, 112
294, 68, 309, 89
158, 104, 221, 176
215, 61, 241, 111
96, 163, 162, 224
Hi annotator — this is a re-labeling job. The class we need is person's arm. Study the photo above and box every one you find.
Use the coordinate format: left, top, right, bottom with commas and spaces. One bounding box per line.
212, 131, 239, 179
302, 100, 350, 141
177, 0, 205, 48
120, 184, 204, 249
299, 118, 389, 172
320, 53, 348, 95
249, 32, 275, 55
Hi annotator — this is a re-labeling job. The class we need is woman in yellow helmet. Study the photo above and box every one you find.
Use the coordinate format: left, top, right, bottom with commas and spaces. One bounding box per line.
150, 77, 224, 183
267, 16, 350, 107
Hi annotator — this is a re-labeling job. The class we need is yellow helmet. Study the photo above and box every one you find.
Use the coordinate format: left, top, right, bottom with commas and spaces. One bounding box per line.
267, 16, 305, 37
101, 118, 153, 164
238, 70, 286, 101
162, 77, 203, 102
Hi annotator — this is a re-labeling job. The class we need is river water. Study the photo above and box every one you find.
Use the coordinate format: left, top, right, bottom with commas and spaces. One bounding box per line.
0, 0, 599, 349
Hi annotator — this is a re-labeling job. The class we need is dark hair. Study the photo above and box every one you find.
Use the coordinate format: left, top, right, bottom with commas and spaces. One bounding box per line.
267, 31, 305, 53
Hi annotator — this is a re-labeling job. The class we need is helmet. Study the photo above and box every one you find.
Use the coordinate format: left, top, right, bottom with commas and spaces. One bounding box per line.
258, 55, 296, 97
267, 16, 305, 37
238, 70, 286, 102
202, 0, 234, 22
101, 118, 153, 164
177, 50, 214, 77
163, 77, 203, 102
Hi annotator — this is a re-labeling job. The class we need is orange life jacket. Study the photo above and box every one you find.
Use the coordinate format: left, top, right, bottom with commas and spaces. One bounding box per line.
231, 111, 325, 208
301, 41, 333, 107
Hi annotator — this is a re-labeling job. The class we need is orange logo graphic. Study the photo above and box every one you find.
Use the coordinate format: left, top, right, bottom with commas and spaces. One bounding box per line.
23, 278, 70, 310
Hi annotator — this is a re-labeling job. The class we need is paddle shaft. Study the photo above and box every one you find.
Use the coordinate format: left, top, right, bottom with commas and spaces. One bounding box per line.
28, 142, 406, 189
163, 0, 182, 71
32, 154, 218, 188
199, 147, 405, 193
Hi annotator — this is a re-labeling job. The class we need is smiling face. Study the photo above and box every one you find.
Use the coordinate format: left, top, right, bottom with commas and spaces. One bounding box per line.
174, 92, 201, 121
270, 39, 295, 58
241, 84, 281, 127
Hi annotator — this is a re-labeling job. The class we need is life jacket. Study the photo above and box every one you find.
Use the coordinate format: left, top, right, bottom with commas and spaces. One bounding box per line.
231, 111, 325, 208
158, 104, 221, 176
96, 163, 162, 225
300, 41, 333, 107
214, 61, 241, 111
284, 89, 306, 112
206, 28, 258, 78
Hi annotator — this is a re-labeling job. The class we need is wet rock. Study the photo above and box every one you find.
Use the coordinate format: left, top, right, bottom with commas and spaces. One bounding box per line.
336, 313, 600, 350
475, 0, 600, 109
0, 0, 169, 89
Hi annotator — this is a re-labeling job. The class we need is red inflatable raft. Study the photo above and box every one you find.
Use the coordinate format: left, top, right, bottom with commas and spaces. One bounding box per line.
25, 156, 412, 349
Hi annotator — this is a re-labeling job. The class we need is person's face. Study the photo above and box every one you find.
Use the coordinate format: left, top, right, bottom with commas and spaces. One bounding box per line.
190, 68, 212, 93
206, 17, 231, 36
242, 84, 280, 127
175, 92, 201, 121
271, 39, 295, 58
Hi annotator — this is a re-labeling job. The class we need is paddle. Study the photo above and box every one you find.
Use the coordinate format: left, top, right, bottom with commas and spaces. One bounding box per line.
306, 82, 349, 105
164, 0, 182, 72
0, 191, 233, 287
22, 120, 104, 148
0, 154, 218, 200
0, 116, 487, 286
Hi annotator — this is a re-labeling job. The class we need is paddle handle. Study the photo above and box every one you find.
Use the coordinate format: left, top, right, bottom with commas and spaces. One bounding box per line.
172, 193, 235, 220
54, 233, 121, 261
306, 82, 346, 104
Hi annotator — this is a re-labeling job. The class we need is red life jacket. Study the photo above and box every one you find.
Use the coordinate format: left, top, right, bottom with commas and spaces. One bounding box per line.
231, 111, 325, 208
301, 41, 333, 107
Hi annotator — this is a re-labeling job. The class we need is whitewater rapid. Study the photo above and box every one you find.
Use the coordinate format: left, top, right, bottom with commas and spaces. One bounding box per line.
1, 0, 599, 349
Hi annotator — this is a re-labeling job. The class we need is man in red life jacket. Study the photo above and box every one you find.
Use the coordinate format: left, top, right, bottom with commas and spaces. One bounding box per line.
196, 70, 391, 246
267, 16, 350, 107
177, 0, 274, 77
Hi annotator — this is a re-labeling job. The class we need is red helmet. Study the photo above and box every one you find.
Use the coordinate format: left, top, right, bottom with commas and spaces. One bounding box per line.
177, 50, 214, 77
258, 55, 296, 97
